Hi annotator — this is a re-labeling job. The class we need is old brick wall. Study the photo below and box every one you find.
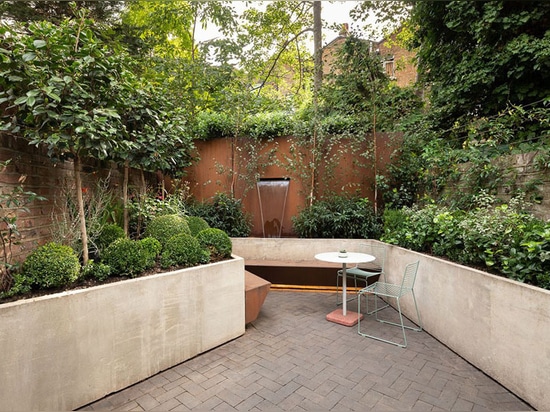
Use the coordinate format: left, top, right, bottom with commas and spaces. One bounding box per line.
0, 134, 156, 265
376, 32, 417, 87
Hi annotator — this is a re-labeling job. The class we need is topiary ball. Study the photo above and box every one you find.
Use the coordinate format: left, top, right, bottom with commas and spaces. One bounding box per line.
160, 233, 210, 269
186, 215, 210, 236
101, 238, 147, 278
144, 214, 190, 248
96, 224, 126, 253
195, 228, 232, 260
22, 242, 80, 289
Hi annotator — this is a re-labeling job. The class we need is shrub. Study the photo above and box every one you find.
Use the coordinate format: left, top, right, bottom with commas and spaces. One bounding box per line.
82, 260, 112, 282
242, 111, 293, 139
194, 111, 233, 140
189, 193, 252, 237
196, 228, 232, 260
160, 233, 210, 269
101, 238, 148, 278
381, 204, 441, 252
186, 215, 210, 236
382, 194, 550, 290
144, 214, 190, 247
96, 224, 126, 254
22, 242, 80, 289
292, 196, 381, 239
139, 237, 162, 270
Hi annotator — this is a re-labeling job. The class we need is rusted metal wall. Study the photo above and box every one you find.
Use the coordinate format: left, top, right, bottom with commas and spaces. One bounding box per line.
182, 133, 402, 237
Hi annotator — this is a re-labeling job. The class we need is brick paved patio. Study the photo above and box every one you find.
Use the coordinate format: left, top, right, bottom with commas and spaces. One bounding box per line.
80, 290, 533, 411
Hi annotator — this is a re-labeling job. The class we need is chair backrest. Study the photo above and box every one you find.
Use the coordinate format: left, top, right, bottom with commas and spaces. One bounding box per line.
358, 243, 386, 272
400, 260, 419, 291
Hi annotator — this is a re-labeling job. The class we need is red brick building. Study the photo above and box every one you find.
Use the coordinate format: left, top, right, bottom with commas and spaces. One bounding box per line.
322, 25, 417, 87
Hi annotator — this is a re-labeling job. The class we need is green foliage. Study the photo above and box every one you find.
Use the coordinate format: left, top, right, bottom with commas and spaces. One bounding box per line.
194, 111, 234, 140
382, 194, 550, 290
0, 272, 32, 299
195, 228, 232, 260
411, 1, 550, 136
143, 214, 191, 247
82, 260, 112, 282
139, 237, 161, 270
22, 242, 80, 289
128, 186, 190, 238
292, 196, 382, 239
380, 204, 441, 252
186, 216, 210, 236
0, 1, 124, 24
0, 18, 132, 161
0, 159, 46, 290
96, 224, 126, 255
242, 111, 294, 139
50, 176, 121, 260
101, 238, 148, 278
160, 233, 209, 269
189, 193, 252, 237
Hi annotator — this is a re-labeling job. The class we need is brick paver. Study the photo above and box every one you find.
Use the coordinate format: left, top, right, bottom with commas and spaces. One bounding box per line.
79, 290, 533, 411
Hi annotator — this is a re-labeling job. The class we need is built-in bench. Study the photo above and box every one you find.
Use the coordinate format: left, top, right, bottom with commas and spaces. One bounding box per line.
244, 271, 271, 324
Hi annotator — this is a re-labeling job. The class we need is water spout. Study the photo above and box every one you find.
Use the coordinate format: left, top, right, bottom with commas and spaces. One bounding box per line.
256, 178, 290, 238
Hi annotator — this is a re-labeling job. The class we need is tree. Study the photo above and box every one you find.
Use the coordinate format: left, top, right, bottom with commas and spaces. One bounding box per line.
0, 0, 124, 24
0, 15, 133, 264
410, 1, 550, 137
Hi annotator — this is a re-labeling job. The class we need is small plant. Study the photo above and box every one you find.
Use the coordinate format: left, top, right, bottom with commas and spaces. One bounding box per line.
160, 233, 209, 269
0, 159, 46, 291
101, 238, 148, 278
139, 237, 162, 270
144, 214, 190, 247
22, 242, 80, 289
292, 195, 381, 239
189, 193, 252, 237
82, 260, 112, 282
195, 228, 232, 260
186, 215, 210, 236
95, 224, 126, 255
128, 187, 190, 237
51, 175, 121, 260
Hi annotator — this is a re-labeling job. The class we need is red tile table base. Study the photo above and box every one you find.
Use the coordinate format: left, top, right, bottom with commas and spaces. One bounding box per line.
326, 308, 364, 327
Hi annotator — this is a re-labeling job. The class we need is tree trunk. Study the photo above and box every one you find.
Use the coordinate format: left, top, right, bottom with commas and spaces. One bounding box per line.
310, 0, 322, 205
73, 155, 89, 265
123, 160, 129, 236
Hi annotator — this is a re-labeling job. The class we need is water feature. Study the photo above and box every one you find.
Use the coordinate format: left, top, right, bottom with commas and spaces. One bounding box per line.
256, 178, 290, 238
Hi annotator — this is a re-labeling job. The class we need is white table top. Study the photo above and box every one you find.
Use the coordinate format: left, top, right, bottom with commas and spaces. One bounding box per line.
314, 252, 375, 265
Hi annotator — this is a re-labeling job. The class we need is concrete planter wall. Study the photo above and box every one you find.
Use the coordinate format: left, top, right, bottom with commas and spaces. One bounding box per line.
232, 238, 550, 410
0, 256, 245, 411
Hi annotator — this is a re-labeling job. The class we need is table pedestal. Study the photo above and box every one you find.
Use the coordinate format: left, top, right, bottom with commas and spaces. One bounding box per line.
326, 308, 363, 327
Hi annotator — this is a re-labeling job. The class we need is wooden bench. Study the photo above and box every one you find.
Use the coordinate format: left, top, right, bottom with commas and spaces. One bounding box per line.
245, 259, 344, 290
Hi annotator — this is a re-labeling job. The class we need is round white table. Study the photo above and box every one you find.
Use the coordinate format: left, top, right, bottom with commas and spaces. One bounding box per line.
315, 252, 375, 326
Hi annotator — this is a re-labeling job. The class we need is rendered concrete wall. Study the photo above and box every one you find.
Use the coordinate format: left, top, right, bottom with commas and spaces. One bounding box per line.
0, 257, 245, 411
232, 238, 550, 410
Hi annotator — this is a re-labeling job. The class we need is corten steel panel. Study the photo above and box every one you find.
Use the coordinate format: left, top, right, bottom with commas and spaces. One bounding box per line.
183, 134, 402, 237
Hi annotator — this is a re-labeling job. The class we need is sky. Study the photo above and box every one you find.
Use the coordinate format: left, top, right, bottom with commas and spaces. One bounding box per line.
195, 1, 370, 52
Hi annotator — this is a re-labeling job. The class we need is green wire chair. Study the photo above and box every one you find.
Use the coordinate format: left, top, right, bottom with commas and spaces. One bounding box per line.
336, 243, 386, 306
357, 260, 422, 348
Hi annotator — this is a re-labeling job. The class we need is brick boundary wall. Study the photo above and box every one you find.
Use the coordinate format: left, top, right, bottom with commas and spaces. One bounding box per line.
0, 133, 155, 266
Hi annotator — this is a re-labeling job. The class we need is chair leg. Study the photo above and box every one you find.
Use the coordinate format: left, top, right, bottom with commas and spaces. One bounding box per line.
367, 293, 389, 315
358, 294, 422, 348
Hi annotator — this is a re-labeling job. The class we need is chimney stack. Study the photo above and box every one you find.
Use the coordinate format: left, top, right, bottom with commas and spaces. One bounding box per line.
339, 23, 349, 37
